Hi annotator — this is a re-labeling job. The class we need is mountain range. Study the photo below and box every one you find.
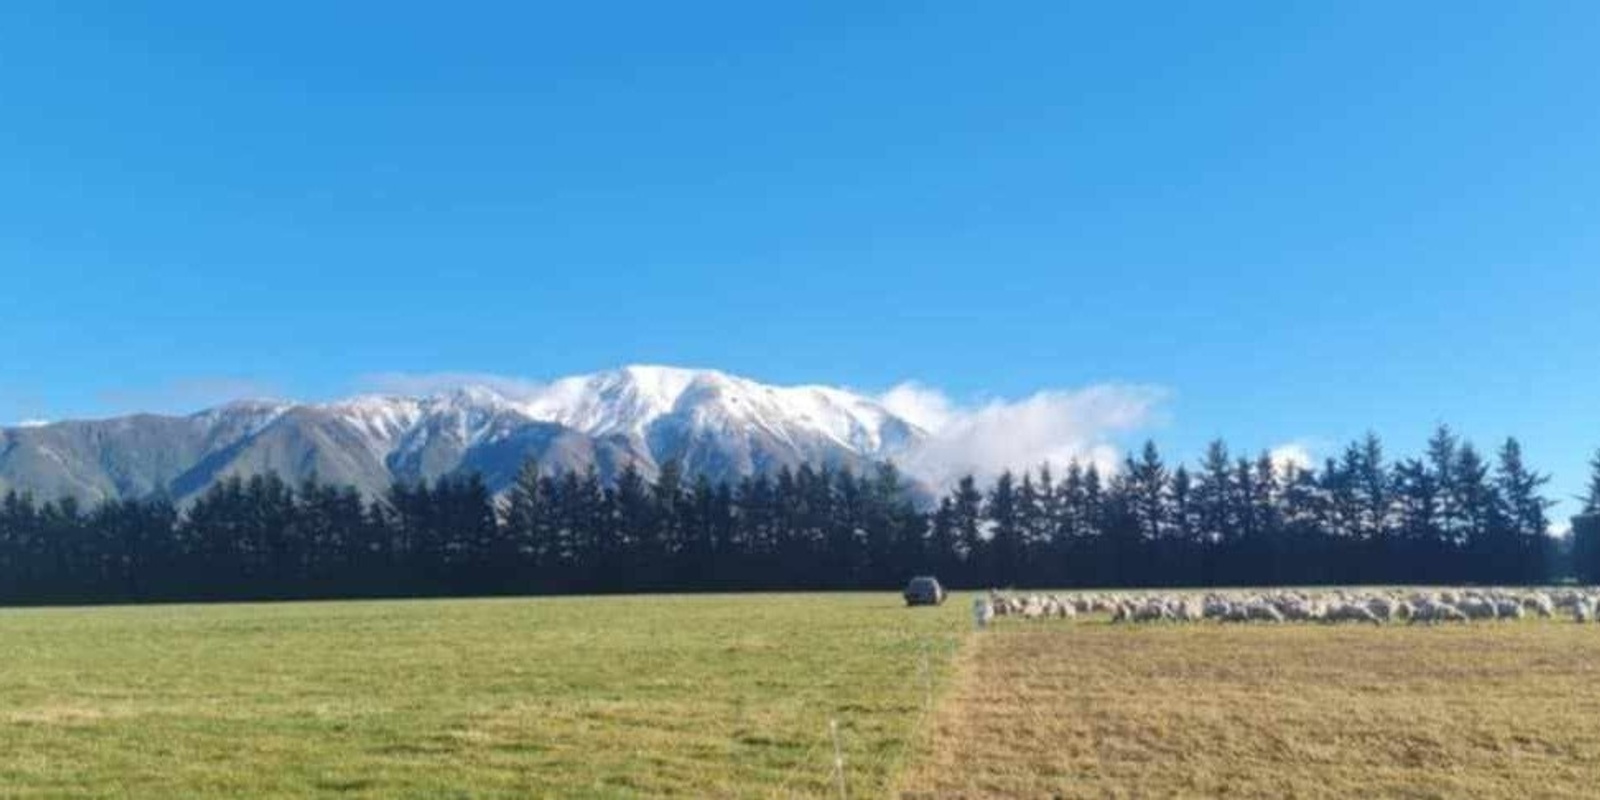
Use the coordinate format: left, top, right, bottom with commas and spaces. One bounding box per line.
0, 366, 930, 505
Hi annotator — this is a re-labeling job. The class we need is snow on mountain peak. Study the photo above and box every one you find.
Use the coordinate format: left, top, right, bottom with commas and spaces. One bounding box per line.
520, 365, 716, 437
0, 365, 1164, 506
318, 395, 426, 444
336, 364, 922, 457
167, 365, 920, 462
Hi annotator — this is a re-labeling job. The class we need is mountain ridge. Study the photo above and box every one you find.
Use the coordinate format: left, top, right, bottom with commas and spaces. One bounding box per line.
0, 366, 929, 504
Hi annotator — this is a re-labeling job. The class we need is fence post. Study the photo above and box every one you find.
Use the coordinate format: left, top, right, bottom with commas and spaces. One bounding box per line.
920, 640, 933, 713
830, 718, 848, 800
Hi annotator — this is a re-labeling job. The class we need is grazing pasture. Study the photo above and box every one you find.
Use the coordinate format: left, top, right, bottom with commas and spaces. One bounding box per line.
898, 610, 1600, 799
8, 589, 1600, 799
0, 594, 965, 798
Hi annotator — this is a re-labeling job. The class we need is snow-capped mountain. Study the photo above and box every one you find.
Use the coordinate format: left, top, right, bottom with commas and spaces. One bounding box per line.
0, 366, 929, 504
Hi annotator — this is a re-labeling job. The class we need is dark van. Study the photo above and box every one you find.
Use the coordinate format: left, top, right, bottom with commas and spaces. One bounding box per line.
903, 575, 946, 606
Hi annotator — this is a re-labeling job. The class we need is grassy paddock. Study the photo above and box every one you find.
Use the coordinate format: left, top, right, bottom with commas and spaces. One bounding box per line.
897, 617, 1600, 799
0, 594, 966, 798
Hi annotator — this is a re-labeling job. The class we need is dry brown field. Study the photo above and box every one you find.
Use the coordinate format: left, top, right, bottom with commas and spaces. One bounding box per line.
898, 619, 1600, 799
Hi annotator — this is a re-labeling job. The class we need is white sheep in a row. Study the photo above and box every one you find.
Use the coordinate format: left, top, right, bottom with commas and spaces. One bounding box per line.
984, 586, 1600, 627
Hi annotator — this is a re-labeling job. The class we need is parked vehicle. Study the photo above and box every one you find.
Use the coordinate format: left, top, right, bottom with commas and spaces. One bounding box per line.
903, 575, 947, 606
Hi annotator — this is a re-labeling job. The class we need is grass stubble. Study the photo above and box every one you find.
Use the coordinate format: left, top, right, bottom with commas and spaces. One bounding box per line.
896, 617, 1600, 800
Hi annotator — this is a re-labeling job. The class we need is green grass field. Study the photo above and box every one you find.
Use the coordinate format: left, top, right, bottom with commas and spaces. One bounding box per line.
0, 594, 967, 798
11, 593, 1600, 800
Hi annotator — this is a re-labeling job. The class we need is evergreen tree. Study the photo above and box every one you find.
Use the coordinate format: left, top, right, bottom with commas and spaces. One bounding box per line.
867, 462, 921, 586
653, 460, 686, 586
1493, 438, 1554, 583
573, 467, 608, 589
1356, 433, 1390, 543
986, 471, 1022, 585
504, 459, 545, 577
950, 475, 985, 584
1035, 463, 1062, 554
1195, 441, 1233, 547
1574, 451, 1600, 583
1057, 462, 1085, 546
1585, 450, 1600, 515
0, 425, 1575, 602
928, 497, 958, 582
1427, 425, 1462, 548
1016, 471, 1042, 570
1128, 442, 1169, 542
677, 473, 715, 587
1454, 442, 1499, 582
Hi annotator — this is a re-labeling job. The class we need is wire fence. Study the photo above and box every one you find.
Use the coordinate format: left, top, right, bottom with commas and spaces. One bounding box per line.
769, 623, 974, 799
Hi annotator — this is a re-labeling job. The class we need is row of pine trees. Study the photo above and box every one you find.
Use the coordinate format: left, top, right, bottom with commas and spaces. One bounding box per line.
1, 426, 1599, 604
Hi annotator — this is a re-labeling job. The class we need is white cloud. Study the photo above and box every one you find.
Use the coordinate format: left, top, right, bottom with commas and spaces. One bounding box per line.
355, 370, 1169, 487
356, 371, 548, 400
877, 382, 957, 432
16, 419, 51, 428
1551, 520, 1573, 538
880, 382, 1170, 486
1268, 440, 1318, 474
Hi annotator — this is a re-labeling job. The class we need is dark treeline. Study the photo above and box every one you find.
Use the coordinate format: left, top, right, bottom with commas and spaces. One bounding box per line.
2, 426, 1598, 604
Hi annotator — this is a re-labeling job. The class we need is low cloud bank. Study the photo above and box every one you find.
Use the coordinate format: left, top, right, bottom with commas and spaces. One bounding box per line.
356, 369, 1173, 488
879, 382, 1170, 486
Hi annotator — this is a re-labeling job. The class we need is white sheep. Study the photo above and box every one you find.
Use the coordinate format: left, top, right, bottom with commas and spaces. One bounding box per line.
1325, 602, 1381, 625
1245, 602, 1285, 623
1458, 597, 1498, 621
1413, 601, 1469, 624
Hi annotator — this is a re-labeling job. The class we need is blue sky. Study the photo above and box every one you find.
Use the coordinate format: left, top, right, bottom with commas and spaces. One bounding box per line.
2, 2, 1597, 517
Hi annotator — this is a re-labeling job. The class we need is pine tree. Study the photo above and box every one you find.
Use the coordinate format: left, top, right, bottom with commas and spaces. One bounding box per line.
1585, 450, 1600, 515
1573, 451, 1600, 583
1493, 438, 1553, 582
929, 497, 958, 581
1015, 472, 1042, 575
870, 462, 922, 587
455, 473, 501, 591
1081, 463, 1105, 539
1170, 466, 1196, 545
653, 459, 686, 585
1036, 463, 1062, 552
613, 463, 653, 588
504, 459, 545, 577
1128, 442, 1169, 541
1453, 443, 1498, 582
800, 464, 835, 575
573, 467, 608, 589
1250, 453, 1290, 583
1389, 458, 1435, 579
1328, 445, 1362, 542
987, 471, 1022, 585
1355, 433, 1390, 541
950, 475, 985, 584
828, 469, 865, 585
1426, 425, 1462, 547
1195, 441, 1233, 545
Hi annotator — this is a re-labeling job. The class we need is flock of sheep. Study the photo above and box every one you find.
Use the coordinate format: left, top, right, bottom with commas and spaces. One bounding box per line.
978, 587, 1600, 626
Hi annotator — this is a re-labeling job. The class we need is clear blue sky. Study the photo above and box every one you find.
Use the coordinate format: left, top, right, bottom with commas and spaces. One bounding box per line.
3, 2, 1597, 516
